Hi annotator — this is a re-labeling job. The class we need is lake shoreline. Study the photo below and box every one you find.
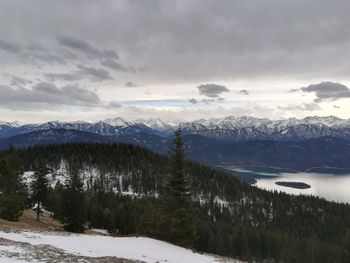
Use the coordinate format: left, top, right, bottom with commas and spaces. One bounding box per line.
222, 164, 350, 203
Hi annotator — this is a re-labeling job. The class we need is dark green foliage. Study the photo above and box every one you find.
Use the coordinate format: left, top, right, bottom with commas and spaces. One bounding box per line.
6, 142, 350, 262
138, 201, 161, 237
30, 157, 49, 221
159, 129, 197, 247
0, 148, 26, 221
61, 162, 86, 233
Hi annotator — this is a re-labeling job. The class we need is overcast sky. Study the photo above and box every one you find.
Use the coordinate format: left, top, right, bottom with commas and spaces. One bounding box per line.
1, 0, 350, 123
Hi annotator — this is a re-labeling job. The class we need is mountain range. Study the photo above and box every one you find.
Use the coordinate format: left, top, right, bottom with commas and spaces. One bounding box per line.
2, 115, 350, 141
1, 115, 350, 170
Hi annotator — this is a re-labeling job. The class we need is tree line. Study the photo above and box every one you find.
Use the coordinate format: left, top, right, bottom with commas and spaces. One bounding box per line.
1, 132, 350, 262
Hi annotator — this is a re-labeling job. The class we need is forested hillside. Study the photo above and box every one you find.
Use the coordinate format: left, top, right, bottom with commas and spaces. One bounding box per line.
1, 143, 350, 262
2, 128, 350, 171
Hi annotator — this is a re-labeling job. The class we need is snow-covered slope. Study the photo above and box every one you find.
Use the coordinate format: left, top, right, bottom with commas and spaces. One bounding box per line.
179, 116, 350, 141
103, 117, 131, 127
0, 230, 241, 263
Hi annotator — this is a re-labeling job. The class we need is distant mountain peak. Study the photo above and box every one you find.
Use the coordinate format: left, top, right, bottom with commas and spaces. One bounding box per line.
1, 115, 350, 142
103, 117, 130, 127
0, 121, 23, 128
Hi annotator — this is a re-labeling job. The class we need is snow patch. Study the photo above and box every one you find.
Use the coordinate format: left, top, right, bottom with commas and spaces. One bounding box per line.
0, 230, 240, 263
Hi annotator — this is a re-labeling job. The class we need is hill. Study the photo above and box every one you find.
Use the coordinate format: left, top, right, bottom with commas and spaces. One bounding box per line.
0, 211, 240, 262
2, 129, 350, 170
1, 143, 350, 262
0, 129, 112, 150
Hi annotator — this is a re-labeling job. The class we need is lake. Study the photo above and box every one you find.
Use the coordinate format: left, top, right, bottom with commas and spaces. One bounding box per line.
222, 165, 350, 203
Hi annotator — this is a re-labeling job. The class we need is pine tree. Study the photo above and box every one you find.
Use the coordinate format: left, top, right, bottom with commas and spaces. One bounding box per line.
61, 162, 86, 232
0, 158, 26, 221
160, 129, 197, 247
30, 158, 49, 222
138, 201, 161, 237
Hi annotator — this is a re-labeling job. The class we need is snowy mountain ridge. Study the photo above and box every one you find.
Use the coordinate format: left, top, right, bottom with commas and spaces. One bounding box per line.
1, 115, 350, 142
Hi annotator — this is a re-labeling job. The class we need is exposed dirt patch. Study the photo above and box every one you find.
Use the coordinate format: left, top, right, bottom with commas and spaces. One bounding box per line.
0, 209, 63, 232
0, 210, 242, 263
0, 237, 139, 263
85, 228, 108, 236
0, 211, 141, 262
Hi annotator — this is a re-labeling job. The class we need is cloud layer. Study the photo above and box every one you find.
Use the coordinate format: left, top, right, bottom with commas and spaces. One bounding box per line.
0, 82, 120, 110
1, 1, 350, 121
198, 84, 230, 98
1, 0, 350, 83
301, 82, 350, 102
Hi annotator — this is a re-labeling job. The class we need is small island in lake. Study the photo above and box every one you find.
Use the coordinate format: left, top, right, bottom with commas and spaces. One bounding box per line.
275, 181, 311, 189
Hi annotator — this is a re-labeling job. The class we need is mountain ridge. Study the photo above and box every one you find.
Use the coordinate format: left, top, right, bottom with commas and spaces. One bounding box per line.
2, 128, 350, 171
1, 115, 350, 142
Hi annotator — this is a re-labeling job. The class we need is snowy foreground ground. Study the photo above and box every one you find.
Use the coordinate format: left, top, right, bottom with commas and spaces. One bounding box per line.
0, 230, 241, 263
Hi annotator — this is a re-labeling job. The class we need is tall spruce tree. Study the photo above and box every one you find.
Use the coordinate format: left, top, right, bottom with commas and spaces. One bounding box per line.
30, 158, 49, 222
61, 162, 86, 232
160, 129, 197, 247
0, 158, 26, 221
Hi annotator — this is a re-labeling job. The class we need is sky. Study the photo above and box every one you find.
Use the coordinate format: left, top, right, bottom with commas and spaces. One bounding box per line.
1, 0, 350, 123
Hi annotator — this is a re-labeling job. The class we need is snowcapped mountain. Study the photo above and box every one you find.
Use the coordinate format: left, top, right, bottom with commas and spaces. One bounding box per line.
103, 117, 130, 127
1, 116, 350, 142
179, 116, 350, 141
135, 118, 177, 132
0, 121, 23, 128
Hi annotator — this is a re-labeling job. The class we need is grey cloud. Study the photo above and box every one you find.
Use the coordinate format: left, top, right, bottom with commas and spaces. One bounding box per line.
125, 81, 138, 87
0, 82, 118, 110
201, 99, 216, 104
0, 40, 72, 65
188, 97, 224, 104
301, 82, 350, 102
20, 52, 67, 65
201, 98, 226, 104
299, 103, 322, 111
289, 88, 300, 93
45, 66, 113, 82
0, 83, 96, 109
2, 1, 350, 84
108, 101, 122, 108
0, 40, 21, 54
76, 65, 113, 81
2, 0, 350, 121
239, 89, 249, 95
57, 35, 118, 60
277, 103, 321, 112
198, 84, 230, 98
27, 43, 47, 52
188, 98, 198, 104
11, 76, 32, 86
0, 35, 125, 71
45, 73, 83, 82
333, 105, 341, 109
101, 59, 127, 71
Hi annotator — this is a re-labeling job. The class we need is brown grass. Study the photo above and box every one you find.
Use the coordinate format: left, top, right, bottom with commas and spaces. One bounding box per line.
0, 209, 63, 231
